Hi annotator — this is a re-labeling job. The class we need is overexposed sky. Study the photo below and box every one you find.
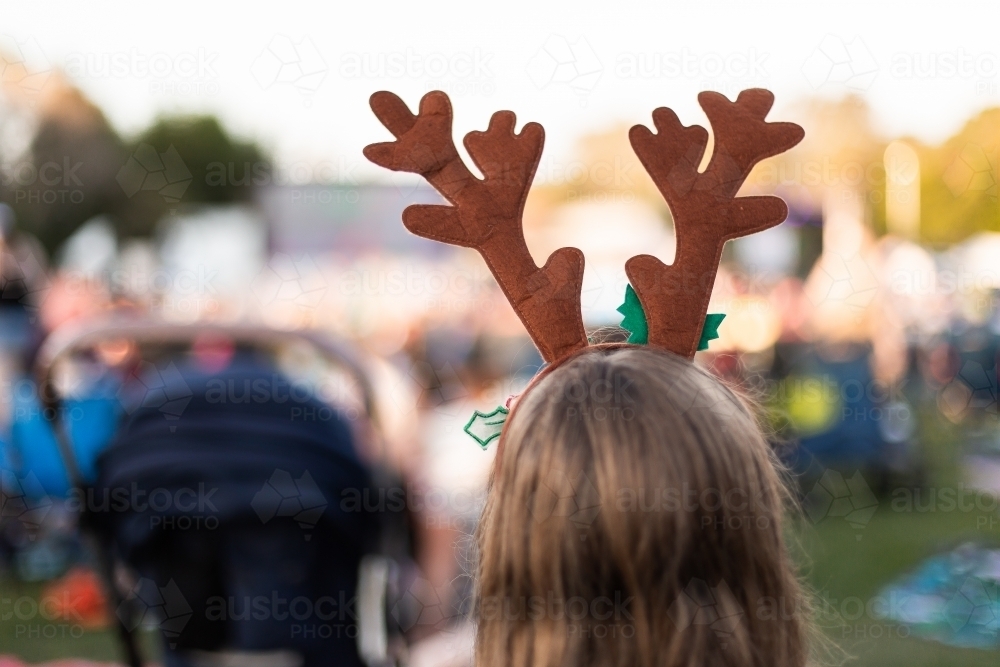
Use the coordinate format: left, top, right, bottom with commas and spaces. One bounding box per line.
3, 0, 999, 181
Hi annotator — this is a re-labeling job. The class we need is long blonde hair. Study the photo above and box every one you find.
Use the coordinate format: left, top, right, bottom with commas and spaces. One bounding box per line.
475, 346, 808, 667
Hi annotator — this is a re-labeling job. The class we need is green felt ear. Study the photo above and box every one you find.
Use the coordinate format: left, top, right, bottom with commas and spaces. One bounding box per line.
618, 284, 724, 352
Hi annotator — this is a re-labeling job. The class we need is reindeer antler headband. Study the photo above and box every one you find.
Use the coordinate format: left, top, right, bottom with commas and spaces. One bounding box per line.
364, 89, 803, 365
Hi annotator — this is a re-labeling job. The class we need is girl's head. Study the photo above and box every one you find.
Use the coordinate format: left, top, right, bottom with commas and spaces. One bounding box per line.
476, 347, 807, 667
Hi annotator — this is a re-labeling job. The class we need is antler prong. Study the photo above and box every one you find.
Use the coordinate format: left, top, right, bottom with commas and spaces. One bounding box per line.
364, 90, 588, 363
628, 88, 804, 358
367, 88, 801, 364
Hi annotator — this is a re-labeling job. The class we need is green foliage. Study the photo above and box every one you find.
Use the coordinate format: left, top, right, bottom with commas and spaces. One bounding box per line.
115, 115, 266, 240
1, 104, 268, 254
4, 100, 128, 254
917, 108, 1000, 246
133, 116, 263, 204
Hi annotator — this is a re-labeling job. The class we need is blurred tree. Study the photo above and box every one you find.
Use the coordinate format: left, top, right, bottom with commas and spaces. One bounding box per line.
1, 74, 269, 256
748, 95, 886, 211
918, 108, 1000, 246
3, 83, 128, 255
114, 115, 266, 239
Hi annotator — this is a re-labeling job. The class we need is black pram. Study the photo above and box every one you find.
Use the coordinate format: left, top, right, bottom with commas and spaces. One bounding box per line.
37, 321, 407, 667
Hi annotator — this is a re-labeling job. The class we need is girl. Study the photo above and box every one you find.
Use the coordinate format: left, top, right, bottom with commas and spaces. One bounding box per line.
475, 346, 809, 667
363, 86, 809, 666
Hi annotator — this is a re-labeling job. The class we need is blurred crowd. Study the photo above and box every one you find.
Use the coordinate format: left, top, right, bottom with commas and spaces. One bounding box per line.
3, 61, 1000, 662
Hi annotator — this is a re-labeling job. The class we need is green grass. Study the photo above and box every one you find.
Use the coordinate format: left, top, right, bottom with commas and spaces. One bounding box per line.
0, 576, 160, 664
798, 487, 1000, 665
790, 409, 1000, 665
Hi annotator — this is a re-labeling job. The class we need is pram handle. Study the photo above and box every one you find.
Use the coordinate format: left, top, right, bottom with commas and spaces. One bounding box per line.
35, 315, 383, 486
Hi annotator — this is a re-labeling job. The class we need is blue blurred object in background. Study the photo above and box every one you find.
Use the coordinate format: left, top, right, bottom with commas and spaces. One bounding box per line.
5, 374, 120, 497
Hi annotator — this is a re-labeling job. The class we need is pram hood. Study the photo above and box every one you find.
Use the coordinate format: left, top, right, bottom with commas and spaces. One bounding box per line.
92, 354, 378, 556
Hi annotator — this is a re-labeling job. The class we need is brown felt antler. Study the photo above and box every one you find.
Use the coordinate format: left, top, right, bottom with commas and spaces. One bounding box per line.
627, 88, 804, 358
364, 90, 588, 363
